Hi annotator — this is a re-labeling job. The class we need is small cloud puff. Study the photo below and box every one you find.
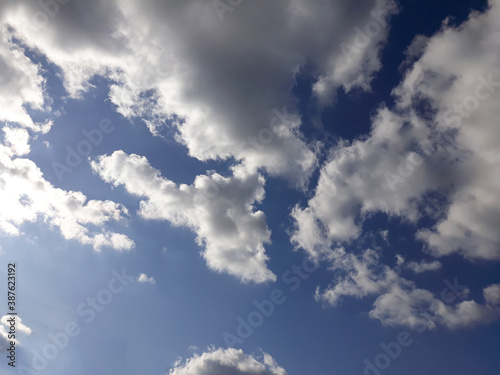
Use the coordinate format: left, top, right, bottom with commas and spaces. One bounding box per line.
137, 273, 156, 284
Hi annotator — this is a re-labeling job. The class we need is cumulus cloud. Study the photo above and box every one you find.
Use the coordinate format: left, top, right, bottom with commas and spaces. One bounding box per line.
316, 248, 402, 306
399, 0, 500, 261
0, 0, 403, 274
0, 141, 134, 251
370, 284, 500, 330
92, 151, 275, 283
137, 273, 155, 284
0, 2, 137, 252
3, 127, 31, 156
292, 0, 500, 260
483, 284, 500, 306
316, 248, 500, 330
168, 348, 287, 375
0, 23, 51, 132
0, 0, 399, 186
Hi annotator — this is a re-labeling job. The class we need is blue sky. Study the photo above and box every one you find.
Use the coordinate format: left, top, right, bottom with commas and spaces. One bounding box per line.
1, 0, 500, 374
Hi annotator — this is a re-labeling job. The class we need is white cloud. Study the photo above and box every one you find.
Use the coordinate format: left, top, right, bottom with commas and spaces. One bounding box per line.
290, 1, 500, 331
292, 0, 500, 261
316, 248, 401, 306
290, 111, 427, 259
137, 273, 155, 284
0, 23, 51, 132
0, 0, 403, 279
400, 0, 500, 261
92, 151, 275, 283
484, 284, 500, 306
380, 229, 389, 243
3, 127, 31, 156
0, 0, 399, 187
395, 254, 405, 266
0, 3, 136, 253
2, 0, 497, 337
370, 284, 500, 330
169, 348, 287, 375
312, 0, 399, 104
406, 260, 442, 273
0, 143, 134, 251
290, 106, 440, 257
315, 248, 500, 330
